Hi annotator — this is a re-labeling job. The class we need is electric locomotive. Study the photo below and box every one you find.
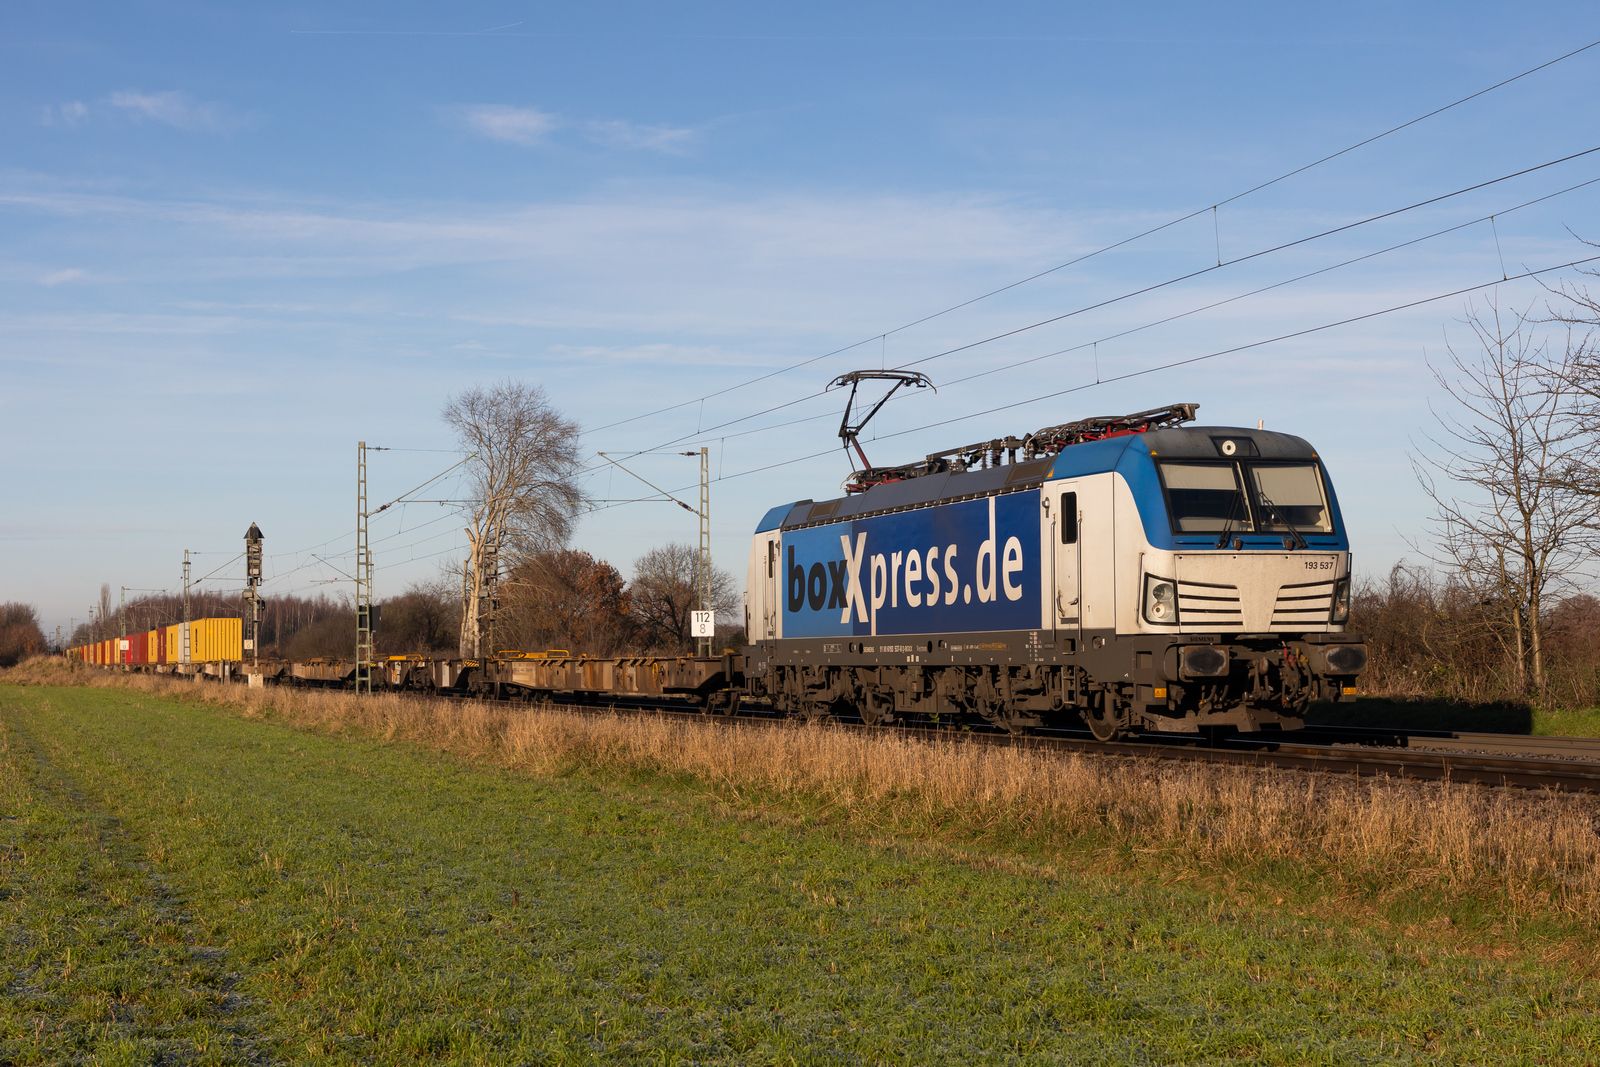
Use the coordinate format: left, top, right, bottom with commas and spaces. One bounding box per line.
740, 402, 1366, 738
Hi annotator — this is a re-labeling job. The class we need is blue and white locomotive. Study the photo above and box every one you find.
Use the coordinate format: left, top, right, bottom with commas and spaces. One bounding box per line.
741, 403, 1366, 738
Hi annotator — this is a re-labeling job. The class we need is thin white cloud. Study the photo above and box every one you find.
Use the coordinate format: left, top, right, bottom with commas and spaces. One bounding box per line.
109, 90, 226, 131
40, 102, 88, 126
585, 119, 695, 153
460, 105, 559, 146
458, 105, 695, 153
39, 268, 85, 286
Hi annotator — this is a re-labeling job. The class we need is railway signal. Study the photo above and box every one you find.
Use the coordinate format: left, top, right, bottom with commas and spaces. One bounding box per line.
244, 523, 265, 674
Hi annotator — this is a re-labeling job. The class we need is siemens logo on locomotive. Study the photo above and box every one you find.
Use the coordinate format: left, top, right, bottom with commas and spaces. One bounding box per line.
782, 491, 1040, 637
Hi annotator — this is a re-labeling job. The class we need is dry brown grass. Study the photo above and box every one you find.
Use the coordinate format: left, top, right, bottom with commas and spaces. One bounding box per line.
12, 656, 1600, 930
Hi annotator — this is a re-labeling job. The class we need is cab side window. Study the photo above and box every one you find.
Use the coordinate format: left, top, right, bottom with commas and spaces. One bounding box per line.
1060, 492, 1078, 544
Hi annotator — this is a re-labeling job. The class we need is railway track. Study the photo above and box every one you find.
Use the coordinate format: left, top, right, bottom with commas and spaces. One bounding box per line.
1292, 724, 1600, 759
89, 665, 1600, 795
485, 691, 1600, 795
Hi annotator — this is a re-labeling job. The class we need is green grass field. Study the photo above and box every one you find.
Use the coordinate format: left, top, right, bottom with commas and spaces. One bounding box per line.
4, 684, 1597, 1065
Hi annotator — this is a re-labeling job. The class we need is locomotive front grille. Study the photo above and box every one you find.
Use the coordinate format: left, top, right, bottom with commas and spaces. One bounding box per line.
1173, 553, 1343, 633
1270, 579, 1336, 629
1176, 579, 1243, 627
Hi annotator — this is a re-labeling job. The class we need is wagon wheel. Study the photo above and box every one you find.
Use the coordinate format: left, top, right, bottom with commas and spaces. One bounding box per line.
1084, 690, 1128, 742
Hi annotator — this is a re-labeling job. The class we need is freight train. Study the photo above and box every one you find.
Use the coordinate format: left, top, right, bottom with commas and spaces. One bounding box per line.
69, 403, 1365, 740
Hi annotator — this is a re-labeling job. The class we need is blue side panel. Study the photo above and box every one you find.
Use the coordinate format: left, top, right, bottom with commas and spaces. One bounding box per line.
755, 503, 795, 533
1319, 463, 1352, 551
782, 490, 1041, 638
1046, 435, 1135, 480
1114, 439, 1175, 550
1043, 435, 1173, 550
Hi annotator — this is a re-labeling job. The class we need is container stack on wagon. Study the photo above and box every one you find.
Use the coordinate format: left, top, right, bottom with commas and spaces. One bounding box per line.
68, 619, 242, 669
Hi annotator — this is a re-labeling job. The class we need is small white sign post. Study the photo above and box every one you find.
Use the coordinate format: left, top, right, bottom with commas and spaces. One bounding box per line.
691, 610, 715, 639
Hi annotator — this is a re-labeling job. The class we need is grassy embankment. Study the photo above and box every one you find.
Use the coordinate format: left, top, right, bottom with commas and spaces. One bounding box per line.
4, 662, 1600, 1063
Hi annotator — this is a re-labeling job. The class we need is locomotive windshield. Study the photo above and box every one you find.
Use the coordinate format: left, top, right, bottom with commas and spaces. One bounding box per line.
1157, 460, 1333, 535
1159, 462, 1253, 533
1249, 463, 1332, 533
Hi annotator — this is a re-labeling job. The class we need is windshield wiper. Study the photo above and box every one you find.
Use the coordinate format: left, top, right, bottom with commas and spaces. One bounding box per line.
1257, 491, 1308, 549
1214, 489, 1242, 549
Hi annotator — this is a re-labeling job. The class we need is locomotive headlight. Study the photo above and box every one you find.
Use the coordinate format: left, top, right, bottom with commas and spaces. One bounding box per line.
1330, 577, 1351, 624
1143, 574, 1178, 624
1324, 644, 1367, 675
1179, 645, 1229, 677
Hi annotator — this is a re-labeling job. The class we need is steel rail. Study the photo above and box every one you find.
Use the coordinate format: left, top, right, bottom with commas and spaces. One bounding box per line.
92, 663, 1600, 794
1287, 724, 1600, 760
488, 694, 1600, 795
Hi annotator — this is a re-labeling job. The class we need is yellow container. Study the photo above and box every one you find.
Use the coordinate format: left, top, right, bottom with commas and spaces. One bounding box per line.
166, 624, 181, 663
190, 618, 242, 662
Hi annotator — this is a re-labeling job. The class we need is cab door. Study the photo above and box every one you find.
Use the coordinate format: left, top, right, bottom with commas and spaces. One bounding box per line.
763, 536, 779, 639
1049, 481, 1082, 646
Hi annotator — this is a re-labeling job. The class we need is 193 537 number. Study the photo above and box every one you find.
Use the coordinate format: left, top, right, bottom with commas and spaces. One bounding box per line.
1304, 559, 1335, 570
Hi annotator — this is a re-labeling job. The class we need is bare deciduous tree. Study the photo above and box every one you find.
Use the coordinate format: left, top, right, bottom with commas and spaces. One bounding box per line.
443, 380, 583, 657
501, 549, 637, 656
0, 603, 47, 667
1412, 299, 1599, 696
380, 576, 462, 655
1539, 248, 1600, 454
629, 543, 741, 653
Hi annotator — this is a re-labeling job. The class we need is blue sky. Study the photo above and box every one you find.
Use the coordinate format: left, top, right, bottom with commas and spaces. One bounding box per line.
5, 2, 1600, 633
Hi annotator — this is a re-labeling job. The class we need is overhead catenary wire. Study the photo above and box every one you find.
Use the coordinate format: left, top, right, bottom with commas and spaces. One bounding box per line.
580, 36, 1600, 441
587, 149, 1600, 469
83, 47, 1600, 608
891, 143, 1600, 372
934, 176, 1600, 392
258, 458, 474, 592
581, 252, 1600, 515
635, 173, 1600, 455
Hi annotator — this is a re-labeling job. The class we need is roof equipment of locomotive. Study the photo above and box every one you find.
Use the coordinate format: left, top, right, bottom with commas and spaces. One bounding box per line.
828, 370, 936, 483
838, 397, 1199, 495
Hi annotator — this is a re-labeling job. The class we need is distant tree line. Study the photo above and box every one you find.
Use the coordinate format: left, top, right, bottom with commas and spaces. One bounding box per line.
1351, 564, 1600, 707
496, 543, 742, 657
66, 537, 742, 664
0, 603, 47, 667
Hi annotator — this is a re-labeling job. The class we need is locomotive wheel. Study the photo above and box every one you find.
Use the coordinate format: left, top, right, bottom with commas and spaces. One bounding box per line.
860, 689, 894, 726
1085, 692, 1126, 742
800, 699, 835, 724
